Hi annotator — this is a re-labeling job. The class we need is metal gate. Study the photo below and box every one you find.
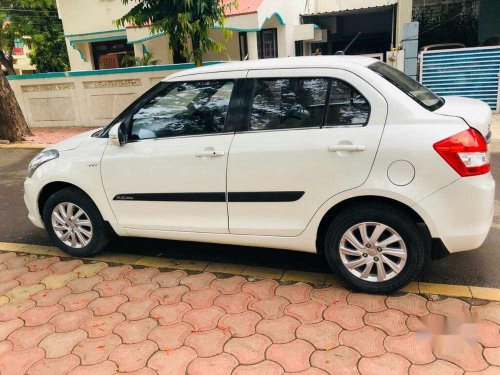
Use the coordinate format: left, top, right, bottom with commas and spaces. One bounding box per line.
419, 46, 500, 112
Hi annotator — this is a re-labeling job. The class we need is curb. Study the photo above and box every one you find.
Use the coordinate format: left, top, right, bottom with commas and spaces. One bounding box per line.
1, 241, 499, 301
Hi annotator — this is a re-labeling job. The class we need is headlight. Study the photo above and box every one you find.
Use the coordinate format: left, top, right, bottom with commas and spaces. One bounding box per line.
27, 149, 59, 178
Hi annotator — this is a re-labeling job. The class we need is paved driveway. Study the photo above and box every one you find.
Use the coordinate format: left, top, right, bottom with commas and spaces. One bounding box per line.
0, 145, 499, 287
0, 252, 499, 375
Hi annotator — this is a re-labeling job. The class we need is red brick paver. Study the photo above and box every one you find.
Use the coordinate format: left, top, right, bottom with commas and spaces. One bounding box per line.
0, 251, 499, 374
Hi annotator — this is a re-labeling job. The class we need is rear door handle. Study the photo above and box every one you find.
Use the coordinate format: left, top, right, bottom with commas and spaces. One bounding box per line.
328, 144, 366, 152
195, 150, 225, 157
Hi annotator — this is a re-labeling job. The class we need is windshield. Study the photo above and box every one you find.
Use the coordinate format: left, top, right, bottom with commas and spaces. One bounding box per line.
368, 62, 444, 111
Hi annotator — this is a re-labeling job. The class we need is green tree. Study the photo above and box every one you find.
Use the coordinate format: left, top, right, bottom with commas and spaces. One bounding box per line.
0, 13, 16, 75
0, 0, 69, 73
115, 0, 237, 67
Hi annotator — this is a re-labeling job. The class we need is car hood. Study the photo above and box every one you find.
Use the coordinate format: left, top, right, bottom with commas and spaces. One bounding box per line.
435, 96, 492, 140
47, 129, 102, 152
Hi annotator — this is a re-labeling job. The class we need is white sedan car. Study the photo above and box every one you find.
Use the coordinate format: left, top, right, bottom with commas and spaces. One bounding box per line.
24, 57, 495, 293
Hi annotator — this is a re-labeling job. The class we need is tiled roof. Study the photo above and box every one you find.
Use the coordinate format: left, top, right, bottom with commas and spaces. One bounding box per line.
223, 0, 263, 16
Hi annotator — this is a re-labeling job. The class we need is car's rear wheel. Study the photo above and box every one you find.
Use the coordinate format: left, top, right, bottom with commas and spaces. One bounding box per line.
324, 204, 426, 293
42, 187, 108, 257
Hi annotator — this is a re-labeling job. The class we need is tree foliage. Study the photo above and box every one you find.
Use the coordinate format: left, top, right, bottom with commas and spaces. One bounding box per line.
115, 0, 237, 67
0, 0, 69, 73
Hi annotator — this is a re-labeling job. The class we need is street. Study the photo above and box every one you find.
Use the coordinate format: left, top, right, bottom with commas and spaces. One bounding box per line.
1, 145, 499, 288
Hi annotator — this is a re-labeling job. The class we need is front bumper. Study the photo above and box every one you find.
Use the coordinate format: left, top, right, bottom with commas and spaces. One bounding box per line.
24, 178, 45, 229
416, 173, 495, 253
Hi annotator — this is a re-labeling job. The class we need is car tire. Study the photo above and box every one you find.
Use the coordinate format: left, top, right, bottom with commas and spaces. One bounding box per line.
324, 204, 426, 294
42, 187, 109, 257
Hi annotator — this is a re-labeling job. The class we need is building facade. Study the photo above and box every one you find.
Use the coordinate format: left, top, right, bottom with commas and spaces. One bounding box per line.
56, 0, 413, 72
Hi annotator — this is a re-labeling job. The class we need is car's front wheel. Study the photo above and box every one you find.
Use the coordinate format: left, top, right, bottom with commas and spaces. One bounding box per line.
42, 187, 109, 257
324, 204, 426, 294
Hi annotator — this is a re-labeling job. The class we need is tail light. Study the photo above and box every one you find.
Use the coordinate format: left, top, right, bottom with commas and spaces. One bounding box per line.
433, 128, 490, 177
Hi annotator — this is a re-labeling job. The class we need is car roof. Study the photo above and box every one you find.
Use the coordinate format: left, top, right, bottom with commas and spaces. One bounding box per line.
164, 56, 377, 81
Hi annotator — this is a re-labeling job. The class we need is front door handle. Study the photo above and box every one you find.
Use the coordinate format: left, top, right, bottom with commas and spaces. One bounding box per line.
328, 144, 366, 152
195, 150, 225, 157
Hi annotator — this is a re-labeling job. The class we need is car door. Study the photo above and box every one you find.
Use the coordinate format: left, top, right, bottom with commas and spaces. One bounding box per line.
101, 73, 243, 233
227, 68, 388, 236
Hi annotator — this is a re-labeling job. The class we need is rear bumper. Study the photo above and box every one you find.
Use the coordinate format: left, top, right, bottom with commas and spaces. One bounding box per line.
416, 173, 495, 253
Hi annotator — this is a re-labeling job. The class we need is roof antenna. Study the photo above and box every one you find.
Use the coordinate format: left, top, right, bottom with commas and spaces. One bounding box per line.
335, 32, 362, 55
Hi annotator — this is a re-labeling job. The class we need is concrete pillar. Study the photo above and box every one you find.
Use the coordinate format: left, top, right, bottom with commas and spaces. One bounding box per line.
396, 0, 413, 46
247, 32, 259, 60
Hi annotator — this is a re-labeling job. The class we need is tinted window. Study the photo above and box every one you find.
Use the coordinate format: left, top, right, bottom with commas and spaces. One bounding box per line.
131, 80, 234, 140
327, 79, 370, 126
249, 78, 329, 131
368, 61, 444, 111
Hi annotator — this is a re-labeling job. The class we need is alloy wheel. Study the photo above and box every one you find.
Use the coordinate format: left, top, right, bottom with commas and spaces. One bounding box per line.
51, 202, 93, 248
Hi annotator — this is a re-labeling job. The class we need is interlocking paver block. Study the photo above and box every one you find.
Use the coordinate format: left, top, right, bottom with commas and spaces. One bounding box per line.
484, 347, 500, 366
409, 359, 464, 375
152, 269, 188, 287
187, 353, 239, 375
73, 262, 107, 278
323, 304, 366, 330
125, 268, 160, 285
40, 329, 87, 358
242, 279, 279, 299
114, 318, 158, 344
0, 340, 11, 355
150, 285, 188, 305
42, 272, 78, 290
267, 339, 315, 372
364, 309, 409, 336
285, 300, 326, 324
17, 269, 53, 286
31, 287, 71, 307
26, 257, 60, 271
256, 315, 300, 344
26, 354, 80, 375
148, 346, 197, 375
99, 264, 133, 281
211, 276, 247, 295
67, 360, 118, 375
296, 320, 342, 350
0, 347, 45, 375
67, 275, 102, 293
0, 279, 20, 296
233, 360, 284, 375
475, 320, 500, 348
310, 345, 361, 375
214, 292, 254, 314
60, 291, 99, 311
0, 318, 23, 340
181, 272, 217, 291
358, 352, 411, 375
249, 296, 289, 319
21, 304, 63, 326
471, 302, 500, 325
183, 306, 225, 332
0, 299, 35, 321
0, 296, 8, 306
339, 326, 386, 357
347, 293, 387, 312
4, 254, 35, 269
433, 335, 488, 372
8, 323, 55, 350
49, 259, 83, 274
49, 308, 93, 332
6, 283, 45, 304
148, 322, 193, 350
118, 298, 158, 320
224, 334, 272, 365
185, 328, 231, 357
73, 334, 121, 365
384, 332, 435, 364
0, 252, 17, 263
218, 311, 261, 338
183, 288, 220, 309
386, 293, 429, 316
150, 302, 191, 325
428, 297, 471, 320
276, 282, 313, 304
80, 312, 125, 338
122, 282, 159, 301
87, 294, 128, 316
0, 267, 28, 283
109, 340, 158, 372
93, 279, 131, 297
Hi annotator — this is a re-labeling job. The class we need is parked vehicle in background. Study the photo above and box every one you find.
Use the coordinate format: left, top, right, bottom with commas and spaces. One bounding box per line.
24, 57, 495, 293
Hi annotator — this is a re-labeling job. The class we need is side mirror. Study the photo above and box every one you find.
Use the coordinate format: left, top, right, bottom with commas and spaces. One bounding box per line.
109, 122, 128, 146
